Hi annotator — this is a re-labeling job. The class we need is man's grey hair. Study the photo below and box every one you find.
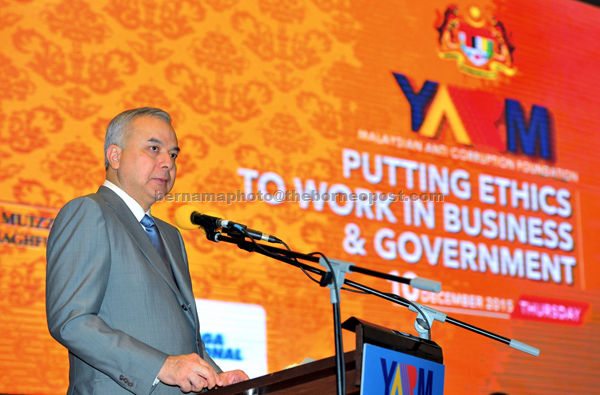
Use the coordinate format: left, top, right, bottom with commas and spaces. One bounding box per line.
104, 107, 172, 169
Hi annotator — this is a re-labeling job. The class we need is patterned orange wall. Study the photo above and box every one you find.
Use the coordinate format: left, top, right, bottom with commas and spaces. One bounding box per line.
1, 0, 599, 394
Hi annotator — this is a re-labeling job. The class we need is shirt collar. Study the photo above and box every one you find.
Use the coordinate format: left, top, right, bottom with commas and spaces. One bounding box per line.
103, 180, 151, 223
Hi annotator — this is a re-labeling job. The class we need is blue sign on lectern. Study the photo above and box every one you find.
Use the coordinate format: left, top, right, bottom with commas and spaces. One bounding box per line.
360, 343, 445, 395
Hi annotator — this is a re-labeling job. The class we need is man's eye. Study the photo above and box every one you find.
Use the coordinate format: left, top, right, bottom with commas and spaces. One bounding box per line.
170, 153, 178, 159
150, 146, 159, 151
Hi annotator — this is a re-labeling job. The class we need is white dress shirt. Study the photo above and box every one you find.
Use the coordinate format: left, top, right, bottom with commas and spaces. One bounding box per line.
103, 180, 152, 226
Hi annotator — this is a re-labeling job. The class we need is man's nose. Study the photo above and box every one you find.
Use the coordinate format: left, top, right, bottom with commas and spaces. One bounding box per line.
159, 153, 175, 169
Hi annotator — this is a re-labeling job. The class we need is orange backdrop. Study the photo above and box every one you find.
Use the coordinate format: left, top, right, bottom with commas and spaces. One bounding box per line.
1, 0, 599, 393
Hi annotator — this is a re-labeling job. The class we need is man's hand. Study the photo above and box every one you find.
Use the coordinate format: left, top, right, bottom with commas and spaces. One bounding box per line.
218, 370, 249, 386
157, 354, 222, 393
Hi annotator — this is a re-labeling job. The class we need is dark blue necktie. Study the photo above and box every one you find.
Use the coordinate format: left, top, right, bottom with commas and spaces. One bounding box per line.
141, 214, 174, 278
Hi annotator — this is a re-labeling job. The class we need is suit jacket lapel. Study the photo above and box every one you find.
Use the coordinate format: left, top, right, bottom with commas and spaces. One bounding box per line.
153, 215, 199, 329
156, 221, 196, 307
97, 187, 184, 302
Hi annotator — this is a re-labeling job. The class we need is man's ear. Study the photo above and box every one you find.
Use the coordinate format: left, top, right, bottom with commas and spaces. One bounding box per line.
107, 145, 122, 170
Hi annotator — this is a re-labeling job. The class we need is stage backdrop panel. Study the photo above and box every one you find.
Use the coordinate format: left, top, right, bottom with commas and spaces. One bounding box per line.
1, 0, 599, 393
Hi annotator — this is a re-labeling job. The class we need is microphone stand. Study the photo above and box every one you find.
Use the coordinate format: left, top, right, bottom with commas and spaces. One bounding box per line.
214, 234, 540, 393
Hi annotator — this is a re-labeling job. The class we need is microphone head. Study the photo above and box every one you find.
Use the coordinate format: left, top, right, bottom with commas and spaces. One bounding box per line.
174, 205, 224, 237
174, 204, 201, 230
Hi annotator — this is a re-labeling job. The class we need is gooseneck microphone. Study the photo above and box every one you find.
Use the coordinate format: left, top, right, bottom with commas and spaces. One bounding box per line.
174, 205, 281, 243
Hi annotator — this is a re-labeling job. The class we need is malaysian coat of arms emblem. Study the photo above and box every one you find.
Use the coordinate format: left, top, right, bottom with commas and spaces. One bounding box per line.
436, 5, 516, 78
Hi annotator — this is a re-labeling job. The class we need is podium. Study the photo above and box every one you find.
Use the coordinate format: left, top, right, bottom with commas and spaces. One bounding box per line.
210, 350, 359, 395
210, 317, 444, 394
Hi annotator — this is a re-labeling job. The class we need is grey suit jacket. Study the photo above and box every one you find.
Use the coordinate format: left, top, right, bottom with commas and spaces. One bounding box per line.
46, 186, 221, 395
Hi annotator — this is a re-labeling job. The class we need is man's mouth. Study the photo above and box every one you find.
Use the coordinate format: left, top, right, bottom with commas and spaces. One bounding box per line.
153, 178, 169, 185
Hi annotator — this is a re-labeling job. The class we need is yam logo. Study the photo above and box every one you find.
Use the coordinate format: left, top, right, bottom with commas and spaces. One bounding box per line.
393, 73, 554, 160
381, 359, 435, 395
435, 5, 516, 79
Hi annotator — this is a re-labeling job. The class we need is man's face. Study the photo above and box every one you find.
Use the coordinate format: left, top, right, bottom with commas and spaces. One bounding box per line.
114, 116, 179, 211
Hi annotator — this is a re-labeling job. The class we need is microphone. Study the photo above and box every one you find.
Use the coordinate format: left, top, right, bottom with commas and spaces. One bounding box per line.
174, 205, 223, 242
174, 205, 281, 243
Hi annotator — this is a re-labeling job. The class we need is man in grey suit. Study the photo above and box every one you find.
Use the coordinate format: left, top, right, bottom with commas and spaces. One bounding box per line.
46, 107, 248, 394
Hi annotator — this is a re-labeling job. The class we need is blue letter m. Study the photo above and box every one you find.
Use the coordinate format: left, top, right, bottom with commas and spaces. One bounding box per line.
505, 99, 552, 159
417, 368, 434, 395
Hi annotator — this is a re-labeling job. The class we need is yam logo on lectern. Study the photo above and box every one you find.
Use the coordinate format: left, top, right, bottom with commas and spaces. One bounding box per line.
381, 359, 435, 395
435, 5, 516, 79
362, 344, 444, 395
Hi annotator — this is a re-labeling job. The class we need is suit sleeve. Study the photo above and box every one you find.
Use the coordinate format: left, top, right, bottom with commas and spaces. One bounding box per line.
46, 197, 167, 395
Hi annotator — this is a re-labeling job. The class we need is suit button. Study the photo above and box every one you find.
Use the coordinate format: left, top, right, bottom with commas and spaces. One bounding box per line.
119, 375, 124, 380
128, 382, 134, 387
182, 304, 188, 311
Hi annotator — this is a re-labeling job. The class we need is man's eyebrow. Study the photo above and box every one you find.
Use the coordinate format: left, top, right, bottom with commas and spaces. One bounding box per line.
148, 137, 164, 146
148, 137, 180, 152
